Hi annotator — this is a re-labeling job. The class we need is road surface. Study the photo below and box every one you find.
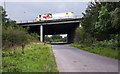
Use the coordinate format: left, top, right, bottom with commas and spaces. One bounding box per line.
52, 45, 118, 72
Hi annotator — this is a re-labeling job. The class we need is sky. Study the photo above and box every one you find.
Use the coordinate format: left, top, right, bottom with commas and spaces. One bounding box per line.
2, 0, 90, 2
4, 2, 89, 23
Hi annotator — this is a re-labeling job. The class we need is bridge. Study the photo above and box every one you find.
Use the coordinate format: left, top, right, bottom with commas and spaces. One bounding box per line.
17, 18, 82, 43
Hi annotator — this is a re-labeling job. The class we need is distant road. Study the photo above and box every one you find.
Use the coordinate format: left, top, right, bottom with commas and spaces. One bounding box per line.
52, 45, 118, 72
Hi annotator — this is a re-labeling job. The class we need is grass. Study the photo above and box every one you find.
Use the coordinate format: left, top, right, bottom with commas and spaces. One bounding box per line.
46, 42, 67, 44
2, 42, 58, 72
51, 42, 67, 43
69, 44, 118, 60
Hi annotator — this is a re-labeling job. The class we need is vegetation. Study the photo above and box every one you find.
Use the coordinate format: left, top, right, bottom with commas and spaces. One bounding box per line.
1, 6, 39, 49
2, 43, 58, 72
70, 44, 118, 59
45, 35, 67, 43
81, 2, 120, 45
1, 6, 58, 72
75, 27, 92, 46
72, 2, 120, 59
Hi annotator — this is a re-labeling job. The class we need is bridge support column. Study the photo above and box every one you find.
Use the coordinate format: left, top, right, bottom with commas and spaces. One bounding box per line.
40, 25, 43, 42
79, 22, 82, 27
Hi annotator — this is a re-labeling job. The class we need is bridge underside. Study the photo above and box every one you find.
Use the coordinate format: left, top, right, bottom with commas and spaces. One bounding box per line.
27, 22, 79, 43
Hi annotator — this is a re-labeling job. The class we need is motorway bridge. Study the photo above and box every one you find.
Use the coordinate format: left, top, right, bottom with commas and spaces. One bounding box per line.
17, 18, 82, 43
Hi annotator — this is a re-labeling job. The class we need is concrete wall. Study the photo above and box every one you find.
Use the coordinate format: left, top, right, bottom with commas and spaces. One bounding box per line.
67, 27, 76, 43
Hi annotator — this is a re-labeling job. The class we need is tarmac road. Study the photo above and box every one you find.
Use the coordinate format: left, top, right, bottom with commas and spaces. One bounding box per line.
52, 45, 118, 72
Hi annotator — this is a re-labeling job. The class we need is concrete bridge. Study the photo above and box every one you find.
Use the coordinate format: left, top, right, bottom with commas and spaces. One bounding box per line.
17, 18, 82, 43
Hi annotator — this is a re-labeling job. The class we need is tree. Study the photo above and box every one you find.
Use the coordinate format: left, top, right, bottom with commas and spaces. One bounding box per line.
51, 35, 62, 42
110, 7, 120, 48
59, 37, 67, 42
82, 2, 120, 41
80, 2, 120, 49
95, 6, 112, 33
95, 2, 120, 47
95, 2, 120, 34
45, 36, 52, 42
1, 7, 9, 26
111, 8, 120, 34
81, 2, 111, 41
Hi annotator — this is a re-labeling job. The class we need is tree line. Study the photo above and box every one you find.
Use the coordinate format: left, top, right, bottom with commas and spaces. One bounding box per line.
75, 2, 120, 49
45, 35, 67, 43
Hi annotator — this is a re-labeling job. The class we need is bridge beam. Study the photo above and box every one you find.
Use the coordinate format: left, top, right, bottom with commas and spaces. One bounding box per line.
40, 25, 43, 42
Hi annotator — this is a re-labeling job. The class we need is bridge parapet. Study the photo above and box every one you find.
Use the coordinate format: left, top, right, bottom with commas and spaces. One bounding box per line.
17, 18, 83, 26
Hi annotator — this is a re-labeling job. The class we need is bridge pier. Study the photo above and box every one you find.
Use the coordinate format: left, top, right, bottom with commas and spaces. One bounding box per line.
40, 25, 43, 42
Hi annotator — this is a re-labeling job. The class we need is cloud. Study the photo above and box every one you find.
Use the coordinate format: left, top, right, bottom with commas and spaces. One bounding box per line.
2, 0, 120, 2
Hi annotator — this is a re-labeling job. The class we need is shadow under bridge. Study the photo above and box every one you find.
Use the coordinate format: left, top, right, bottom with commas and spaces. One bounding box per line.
17, 18, 82, 43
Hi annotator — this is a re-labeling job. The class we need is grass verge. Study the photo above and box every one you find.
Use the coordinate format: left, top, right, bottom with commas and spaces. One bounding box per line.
69, 44, 118, 60
2, 42, 58, 72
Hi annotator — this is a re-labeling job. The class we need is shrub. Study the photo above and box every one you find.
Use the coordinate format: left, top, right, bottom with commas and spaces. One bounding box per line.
29, 33, 39, 41
96, 39, 118, 49
75, 27, 92, 46
1, 8, 39, 49
2, 26, 30, 49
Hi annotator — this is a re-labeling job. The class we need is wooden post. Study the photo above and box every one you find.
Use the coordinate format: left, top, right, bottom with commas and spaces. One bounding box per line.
22, 43, 25, 54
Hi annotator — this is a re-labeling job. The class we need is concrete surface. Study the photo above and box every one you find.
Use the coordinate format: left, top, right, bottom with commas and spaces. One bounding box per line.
52, 45, 118, 72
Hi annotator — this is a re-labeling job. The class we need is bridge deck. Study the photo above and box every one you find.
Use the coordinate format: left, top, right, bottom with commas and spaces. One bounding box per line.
17, 18, 83, 25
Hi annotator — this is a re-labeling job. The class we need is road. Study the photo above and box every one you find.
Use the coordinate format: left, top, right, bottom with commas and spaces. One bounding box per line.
52, 45, 118, 72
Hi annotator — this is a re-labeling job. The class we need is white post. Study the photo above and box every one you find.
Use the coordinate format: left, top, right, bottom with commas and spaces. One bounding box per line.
40, 25, 43, 42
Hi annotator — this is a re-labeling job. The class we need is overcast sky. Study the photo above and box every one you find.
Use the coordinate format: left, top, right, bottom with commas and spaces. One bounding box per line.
4, 2, 89, 22
2, 0, 90, 2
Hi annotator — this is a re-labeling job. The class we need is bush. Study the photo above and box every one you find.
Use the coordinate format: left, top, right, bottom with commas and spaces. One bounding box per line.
29, 33, 39, 41
2, 26, 34, 49
75, 27, 92, 46
45, 36, 52, 42
1, 8, 39, 49
96, 39, 118, 49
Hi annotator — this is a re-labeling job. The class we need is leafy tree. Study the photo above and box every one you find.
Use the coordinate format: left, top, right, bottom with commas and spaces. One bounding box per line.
95, 2, 120, 34
82, 2, 120, 40
81, 2, 108, 41
81, 2, 120, 48
95, 2, 120, 47
95, 6, 112, 33
111, 7, 120, 47
45, 36, 52, 42
59, 37, 67, 42
51, 35, 62, 42
111, 8, 120, 34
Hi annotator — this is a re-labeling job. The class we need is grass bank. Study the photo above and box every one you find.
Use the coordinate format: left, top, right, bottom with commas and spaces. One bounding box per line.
2, 42, 58, 72
69, 44, 118, 60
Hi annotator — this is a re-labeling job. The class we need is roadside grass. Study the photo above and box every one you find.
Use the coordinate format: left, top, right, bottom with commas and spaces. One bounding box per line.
69, 44, 118, 60
51, 42, 67, 43
46, 42, 67, 44
2, 43, 58, 72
